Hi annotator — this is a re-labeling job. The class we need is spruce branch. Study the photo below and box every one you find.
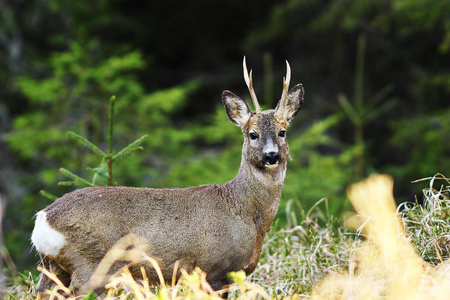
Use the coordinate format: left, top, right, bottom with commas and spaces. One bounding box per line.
113, 135, 148, 161
108, 95, 116, 185
108, 95, 115, 156
59, 168, 94, 187
66, 131, 106, 157
57, 181, 77, 186
39, 190, 58, 200
41, 95, 148, 199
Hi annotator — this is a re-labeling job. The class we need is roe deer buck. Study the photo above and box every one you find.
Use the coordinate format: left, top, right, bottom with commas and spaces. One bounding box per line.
31, 57, 304, 295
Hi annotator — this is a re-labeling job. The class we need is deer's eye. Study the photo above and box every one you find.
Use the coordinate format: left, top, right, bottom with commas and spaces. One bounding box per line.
278, 130, 286, 138
249, 132, 259, 140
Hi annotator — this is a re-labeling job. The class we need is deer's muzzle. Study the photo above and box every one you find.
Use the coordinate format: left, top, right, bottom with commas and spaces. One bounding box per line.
263, 152, 280, 168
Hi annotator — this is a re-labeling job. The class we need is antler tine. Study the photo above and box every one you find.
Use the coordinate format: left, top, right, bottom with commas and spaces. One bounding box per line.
278, 60, 291, 118
243, 56, 261, 112
285, 60, 291, 90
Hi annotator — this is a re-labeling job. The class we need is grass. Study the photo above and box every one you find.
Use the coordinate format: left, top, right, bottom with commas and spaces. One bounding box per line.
312, 173, 450, 299
249, 199, 357, 296
3, 173, 450, 299
402, 174, 450, 265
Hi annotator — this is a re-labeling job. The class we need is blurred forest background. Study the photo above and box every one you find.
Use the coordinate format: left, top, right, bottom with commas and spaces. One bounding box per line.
0, 0, 449, 272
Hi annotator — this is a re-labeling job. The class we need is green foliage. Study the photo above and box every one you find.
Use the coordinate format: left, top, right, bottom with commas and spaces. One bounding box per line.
45, 95, 149, 192
388, 110, 450, 179
283, 114, 354, 217
8, 41, 147, 174
392, 0, 450, 47
338, 33, 396, 178
162, 107, 243, 187
7, 41, 199, 190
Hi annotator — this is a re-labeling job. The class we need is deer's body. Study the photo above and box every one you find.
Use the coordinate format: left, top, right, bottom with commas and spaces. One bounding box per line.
32, 58, 304, 295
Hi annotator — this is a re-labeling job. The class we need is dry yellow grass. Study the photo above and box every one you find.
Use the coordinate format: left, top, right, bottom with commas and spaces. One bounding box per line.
312, 174, 450, 300
32, 234, 270, 300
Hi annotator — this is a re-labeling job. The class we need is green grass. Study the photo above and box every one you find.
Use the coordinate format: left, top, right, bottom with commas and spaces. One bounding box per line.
401, 174, 450, 265
3, 174, 450, 299
250, 199, 357, 296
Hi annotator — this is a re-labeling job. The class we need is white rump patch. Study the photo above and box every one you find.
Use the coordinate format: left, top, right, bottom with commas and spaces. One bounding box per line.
31, 211, 66, 256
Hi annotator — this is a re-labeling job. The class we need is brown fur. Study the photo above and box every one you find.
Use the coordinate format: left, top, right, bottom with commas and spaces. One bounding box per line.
33, 73, 304, 295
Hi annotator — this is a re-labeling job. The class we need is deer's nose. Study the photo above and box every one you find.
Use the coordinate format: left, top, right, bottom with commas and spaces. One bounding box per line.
263, 152, 280, 166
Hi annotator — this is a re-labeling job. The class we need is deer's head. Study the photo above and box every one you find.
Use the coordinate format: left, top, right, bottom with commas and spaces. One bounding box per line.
223, 57, 304, 173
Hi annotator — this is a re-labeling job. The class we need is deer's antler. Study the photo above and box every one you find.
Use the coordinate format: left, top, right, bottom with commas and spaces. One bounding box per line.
276, 60, 291, 119
243, 56, 261, 113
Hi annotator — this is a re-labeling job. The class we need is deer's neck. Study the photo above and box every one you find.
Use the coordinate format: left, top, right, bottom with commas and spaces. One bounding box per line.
225, 160, 286, 229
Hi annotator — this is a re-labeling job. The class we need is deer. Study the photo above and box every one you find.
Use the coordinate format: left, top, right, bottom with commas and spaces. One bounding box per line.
31, 57, 304, 296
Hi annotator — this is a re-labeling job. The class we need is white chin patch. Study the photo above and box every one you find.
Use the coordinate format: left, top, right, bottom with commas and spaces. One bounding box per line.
31, 211, 66, 256
265, 163, 279, 169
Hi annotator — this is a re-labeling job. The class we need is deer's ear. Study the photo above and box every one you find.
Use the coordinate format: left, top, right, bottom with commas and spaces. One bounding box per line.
222, 90, 252, 127
276, 84, 304, 123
